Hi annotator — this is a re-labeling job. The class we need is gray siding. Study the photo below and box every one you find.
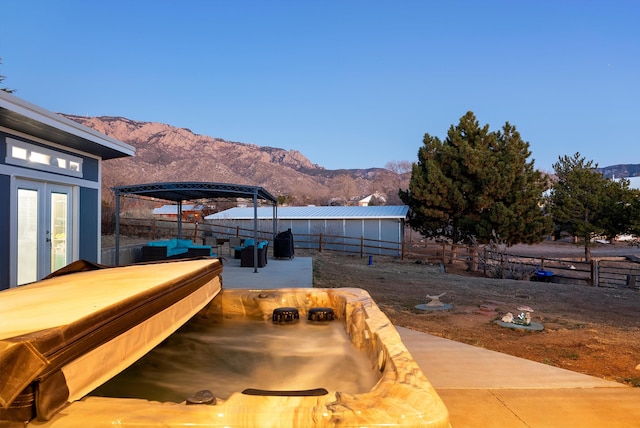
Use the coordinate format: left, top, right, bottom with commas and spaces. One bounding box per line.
79, 187, 99, 262
0, 175, 10, 290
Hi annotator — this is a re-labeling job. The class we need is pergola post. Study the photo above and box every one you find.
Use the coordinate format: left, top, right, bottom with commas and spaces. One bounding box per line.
253, 190, 258, 273
177, 201, 183, 239
115, 190, 121, 265
272, 203, 278, 248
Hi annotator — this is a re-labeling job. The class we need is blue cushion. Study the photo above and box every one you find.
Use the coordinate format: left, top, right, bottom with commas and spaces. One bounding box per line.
189, 244, 208, 249
176, 239, 193, 248
147, 239, 172, 247
244, 238, 255, 247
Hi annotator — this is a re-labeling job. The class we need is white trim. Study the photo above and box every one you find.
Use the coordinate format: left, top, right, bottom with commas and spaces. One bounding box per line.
10, 179, 78, 287
0, 164, 99, 189
97, 161, 102, 263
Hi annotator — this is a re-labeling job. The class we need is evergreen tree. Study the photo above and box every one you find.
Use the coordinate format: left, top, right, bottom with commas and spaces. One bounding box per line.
400, 111, 551, 248
475, 122, 552, 245
629, 193, 640, 238
599, 178, 636, 240
550, 152, 640, 260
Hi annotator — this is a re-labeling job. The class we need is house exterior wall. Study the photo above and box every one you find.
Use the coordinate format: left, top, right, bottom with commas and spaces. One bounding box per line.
79, 187, 99, 262
0, 174, 10, 288
0, 130, 102, 290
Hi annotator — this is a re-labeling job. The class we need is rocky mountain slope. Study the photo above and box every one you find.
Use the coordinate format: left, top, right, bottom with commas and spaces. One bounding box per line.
64, 115, 407, 205
64, 115, 637, 206
599, 164, 640, 179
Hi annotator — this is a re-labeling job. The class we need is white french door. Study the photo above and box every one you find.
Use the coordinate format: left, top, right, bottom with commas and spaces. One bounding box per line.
16, 179, 74, 285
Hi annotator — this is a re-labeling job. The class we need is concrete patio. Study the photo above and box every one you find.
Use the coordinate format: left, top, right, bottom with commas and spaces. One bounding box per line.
220, 254, 312, 289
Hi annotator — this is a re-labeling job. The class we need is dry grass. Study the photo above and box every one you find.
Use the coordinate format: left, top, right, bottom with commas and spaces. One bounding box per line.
310, 250, 640, 387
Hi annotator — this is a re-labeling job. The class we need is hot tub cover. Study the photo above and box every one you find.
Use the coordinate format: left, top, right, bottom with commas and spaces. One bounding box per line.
0, 258, 223, 421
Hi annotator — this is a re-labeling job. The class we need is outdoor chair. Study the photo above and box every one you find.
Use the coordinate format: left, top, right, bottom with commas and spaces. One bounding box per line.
240, 241, 268, 268
229, 237, 242, 257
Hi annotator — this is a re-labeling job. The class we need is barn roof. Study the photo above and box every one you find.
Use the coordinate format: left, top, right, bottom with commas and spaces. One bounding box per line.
206, 205, 408, 220
624, 176, 640, 190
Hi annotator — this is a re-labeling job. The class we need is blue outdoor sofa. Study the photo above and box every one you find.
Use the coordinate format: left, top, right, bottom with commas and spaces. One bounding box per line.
141, 238, 215, 262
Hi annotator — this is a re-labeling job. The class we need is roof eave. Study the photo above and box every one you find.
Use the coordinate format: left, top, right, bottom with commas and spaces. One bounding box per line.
0, 91, 135, 160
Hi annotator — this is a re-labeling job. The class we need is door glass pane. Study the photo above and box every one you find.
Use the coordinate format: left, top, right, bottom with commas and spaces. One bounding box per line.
51, 192, 68, 271
17, 188, 38, 285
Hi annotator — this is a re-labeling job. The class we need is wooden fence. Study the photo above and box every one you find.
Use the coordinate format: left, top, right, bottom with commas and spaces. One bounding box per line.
115, 217, 640, 290
479, 248, 640, 289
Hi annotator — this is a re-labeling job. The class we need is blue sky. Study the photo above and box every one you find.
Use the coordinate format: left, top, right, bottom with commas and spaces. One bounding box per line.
2, 1, 638, 172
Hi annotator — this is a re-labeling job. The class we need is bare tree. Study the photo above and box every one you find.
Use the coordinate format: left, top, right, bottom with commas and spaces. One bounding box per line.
385, 160, 412, 191
0, 58, 16, 93
385, 160, 412, 176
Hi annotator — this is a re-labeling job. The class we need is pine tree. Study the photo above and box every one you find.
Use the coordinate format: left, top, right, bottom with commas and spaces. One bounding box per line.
475, 122, 552, 245
552, 153, 640, 260
400, 111, 552, 249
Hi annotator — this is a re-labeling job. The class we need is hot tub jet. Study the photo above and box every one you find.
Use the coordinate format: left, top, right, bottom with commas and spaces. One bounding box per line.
272, 307, 300, 323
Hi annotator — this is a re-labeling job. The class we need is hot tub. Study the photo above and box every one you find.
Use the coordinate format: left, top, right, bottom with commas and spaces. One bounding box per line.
32, 287, 450, 427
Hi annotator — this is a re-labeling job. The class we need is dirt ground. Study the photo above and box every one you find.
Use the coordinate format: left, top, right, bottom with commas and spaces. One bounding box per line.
310, 241, 640, 387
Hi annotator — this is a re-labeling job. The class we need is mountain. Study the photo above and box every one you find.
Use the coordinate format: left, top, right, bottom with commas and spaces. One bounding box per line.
598, 164, 640, 179
64, 115, 407, 205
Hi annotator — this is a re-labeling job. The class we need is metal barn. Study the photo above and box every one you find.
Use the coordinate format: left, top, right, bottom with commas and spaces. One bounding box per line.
205, 205, 408, 256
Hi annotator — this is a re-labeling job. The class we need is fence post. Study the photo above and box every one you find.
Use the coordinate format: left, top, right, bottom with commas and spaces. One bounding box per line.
360, 236, 364, 258
401, 240, 405, 260
591, 259, 599, 287
469, 245, 478, 271
450, 244, 457, 265
441, 242, 446, 265
318, 233, 323, 253
483, 247, 487, 275
193, 222, 198, 241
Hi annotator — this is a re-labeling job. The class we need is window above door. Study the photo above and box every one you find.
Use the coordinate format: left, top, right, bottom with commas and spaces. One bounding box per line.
6, 138, 83, 178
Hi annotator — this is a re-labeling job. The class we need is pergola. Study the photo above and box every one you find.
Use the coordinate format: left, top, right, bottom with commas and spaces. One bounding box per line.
113, 182, 278, 271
